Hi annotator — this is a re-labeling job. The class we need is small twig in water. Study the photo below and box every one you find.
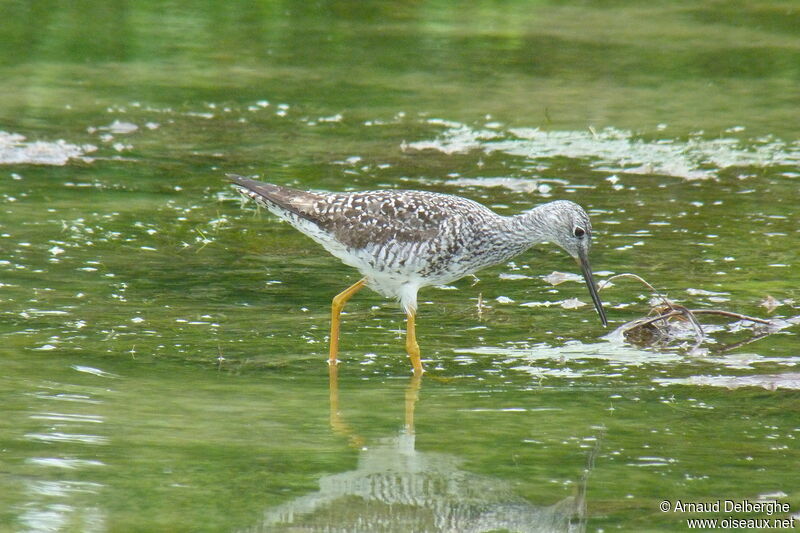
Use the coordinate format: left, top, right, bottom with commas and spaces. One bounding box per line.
651, 303, 705, 341
599, 273, 674, 310
194, 227, 212, 252
476, 292, 485, 321
217, 345, 226, 371
688, 309, 772, 325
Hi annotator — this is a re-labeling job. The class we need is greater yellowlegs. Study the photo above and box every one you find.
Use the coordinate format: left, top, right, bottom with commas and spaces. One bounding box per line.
228, 174, 607, 374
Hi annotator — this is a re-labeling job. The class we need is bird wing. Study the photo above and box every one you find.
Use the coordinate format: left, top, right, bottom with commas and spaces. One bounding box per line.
228, 175, 478, 250
309, 190, 460, 249
227, 175, 323, 224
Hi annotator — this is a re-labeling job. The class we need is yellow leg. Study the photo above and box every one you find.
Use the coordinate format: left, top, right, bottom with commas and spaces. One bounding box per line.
328, 363, 365, 448
329, 278, 367, 366
406, 310, 424, 375
329, 363, 340, 427
404, 371, 422, 433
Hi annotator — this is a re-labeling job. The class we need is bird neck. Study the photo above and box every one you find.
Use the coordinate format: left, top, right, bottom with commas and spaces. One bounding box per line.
504, 203, 559, 247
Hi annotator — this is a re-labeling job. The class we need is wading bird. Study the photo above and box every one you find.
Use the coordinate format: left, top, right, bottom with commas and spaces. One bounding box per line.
228, 175, 607, 374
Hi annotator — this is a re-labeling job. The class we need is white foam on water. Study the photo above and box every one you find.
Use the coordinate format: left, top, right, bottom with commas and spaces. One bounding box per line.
0, 131, 97, 165
655, 373, 800, 391
407, 125, 800, 180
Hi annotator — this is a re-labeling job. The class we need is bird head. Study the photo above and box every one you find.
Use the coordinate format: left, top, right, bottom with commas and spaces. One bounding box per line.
541, 201, 608, 327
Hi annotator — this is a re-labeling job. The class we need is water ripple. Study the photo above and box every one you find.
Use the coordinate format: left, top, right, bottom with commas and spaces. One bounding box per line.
24, 432, 109, 445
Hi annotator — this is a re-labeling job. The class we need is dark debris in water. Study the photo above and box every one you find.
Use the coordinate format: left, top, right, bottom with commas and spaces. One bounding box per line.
600, 273, 798, 355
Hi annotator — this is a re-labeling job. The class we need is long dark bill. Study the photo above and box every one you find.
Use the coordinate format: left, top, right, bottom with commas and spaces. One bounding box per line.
577, 251, 608, 327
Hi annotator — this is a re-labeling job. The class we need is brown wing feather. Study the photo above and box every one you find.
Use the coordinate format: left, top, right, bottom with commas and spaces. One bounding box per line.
228, 175, 486, 250
227, 174, 324, 224
316, 191, 456, 249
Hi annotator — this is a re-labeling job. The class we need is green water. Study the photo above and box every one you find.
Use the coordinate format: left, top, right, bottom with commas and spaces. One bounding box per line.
1, 1, 799, 531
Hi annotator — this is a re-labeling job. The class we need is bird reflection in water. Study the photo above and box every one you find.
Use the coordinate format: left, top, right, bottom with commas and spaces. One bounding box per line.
244, 368, 600, 532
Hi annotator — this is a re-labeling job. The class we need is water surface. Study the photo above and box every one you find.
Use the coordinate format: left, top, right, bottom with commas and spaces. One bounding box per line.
1, 1, 798, 531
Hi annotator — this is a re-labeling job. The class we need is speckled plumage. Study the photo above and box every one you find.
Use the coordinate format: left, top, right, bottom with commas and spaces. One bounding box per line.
227, 175, 605, 328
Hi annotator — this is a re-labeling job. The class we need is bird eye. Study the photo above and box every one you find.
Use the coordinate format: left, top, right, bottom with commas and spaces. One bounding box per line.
573, 226, 586, 238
